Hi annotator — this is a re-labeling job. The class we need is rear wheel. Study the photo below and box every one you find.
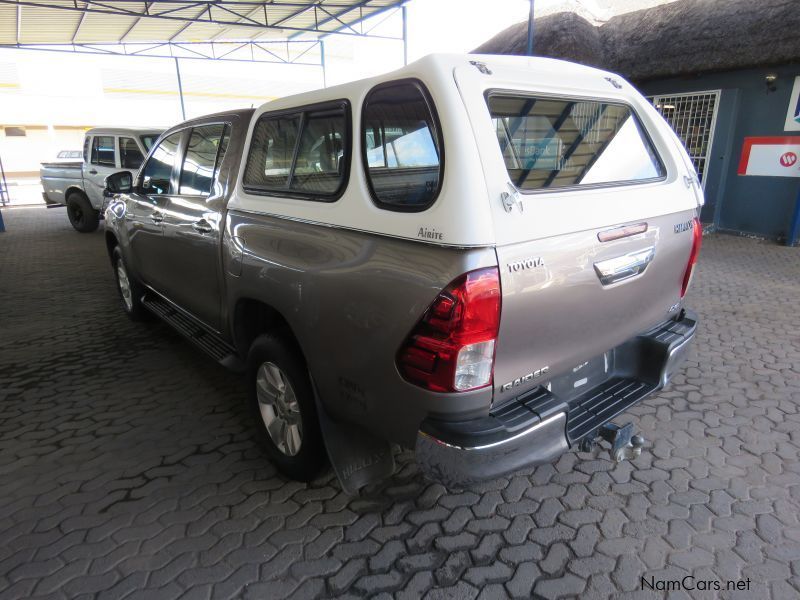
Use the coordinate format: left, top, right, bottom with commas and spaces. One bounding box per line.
112, 247, 148, 321
248, 335, 326, 481
66, 192, 99, 233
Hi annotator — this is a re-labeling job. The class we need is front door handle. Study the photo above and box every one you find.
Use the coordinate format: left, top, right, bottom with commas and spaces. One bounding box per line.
192, 219, 213, 234
89, 169, 98, 175
150, 211, 164, 224
593, 247, 655, 285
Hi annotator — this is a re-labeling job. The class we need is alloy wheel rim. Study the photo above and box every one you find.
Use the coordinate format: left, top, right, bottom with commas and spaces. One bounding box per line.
116, 261, 133, 312
256, 361, 303, 456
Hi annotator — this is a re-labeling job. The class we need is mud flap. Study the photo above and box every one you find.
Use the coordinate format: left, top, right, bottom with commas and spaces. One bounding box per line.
311, 385, 395, 495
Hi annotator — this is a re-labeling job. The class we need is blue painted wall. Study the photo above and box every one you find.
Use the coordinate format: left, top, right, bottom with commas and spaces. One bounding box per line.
640, 64, 800, 241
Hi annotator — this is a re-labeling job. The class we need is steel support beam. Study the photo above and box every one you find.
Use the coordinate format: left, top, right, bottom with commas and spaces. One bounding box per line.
121, 1, 154, 42
290, 0, 372, 37
0, 1, 405, 39
317, 1, 403, 40
0, 41, 323, 65
71, 10, 88, 43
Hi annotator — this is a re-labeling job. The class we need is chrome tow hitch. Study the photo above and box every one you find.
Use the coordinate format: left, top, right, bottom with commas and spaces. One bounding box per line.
579, 422, 645, 463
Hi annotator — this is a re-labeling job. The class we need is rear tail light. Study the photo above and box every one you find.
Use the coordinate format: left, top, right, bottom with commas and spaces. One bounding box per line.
680, 217, 703, 297
397, 267, 501, 392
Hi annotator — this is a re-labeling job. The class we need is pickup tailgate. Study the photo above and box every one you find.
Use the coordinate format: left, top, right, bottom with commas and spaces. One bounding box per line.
494, 211, 696, 401
40, 161, 83, 205
453, 60, 702, 402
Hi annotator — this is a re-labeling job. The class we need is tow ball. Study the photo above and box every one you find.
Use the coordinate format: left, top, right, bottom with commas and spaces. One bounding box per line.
579, 422, 645, 463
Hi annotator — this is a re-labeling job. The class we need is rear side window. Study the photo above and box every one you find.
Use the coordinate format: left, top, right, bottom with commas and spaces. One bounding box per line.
487, 94, 665, 191
82, 136, 90, 162
362, 80, 443, 212
119, 137, 144, 169
140, 135, 158, 151
245, 116, 300, 190
141, 132, 181, 195
243, 101, 349, 201
90, 135, 115, 167
179, 123, 228, 196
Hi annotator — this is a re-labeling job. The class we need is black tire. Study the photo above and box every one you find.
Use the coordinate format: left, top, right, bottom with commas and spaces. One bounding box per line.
112, 246, 148, 321
66, 192, 100, 233
248, 335, 327, 481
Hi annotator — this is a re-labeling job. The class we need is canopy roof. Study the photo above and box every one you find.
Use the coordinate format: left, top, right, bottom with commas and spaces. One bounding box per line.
0, 1, 405, 63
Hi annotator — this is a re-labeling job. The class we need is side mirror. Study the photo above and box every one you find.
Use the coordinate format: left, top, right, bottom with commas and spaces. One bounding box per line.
104, 171, 133, 197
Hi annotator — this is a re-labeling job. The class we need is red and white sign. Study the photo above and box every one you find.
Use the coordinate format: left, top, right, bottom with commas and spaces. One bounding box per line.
738, 136, 800, 178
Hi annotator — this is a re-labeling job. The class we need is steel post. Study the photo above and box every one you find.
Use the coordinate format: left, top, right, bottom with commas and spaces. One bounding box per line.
320, 39, 327, 88
526, 0, 535, 56
402, 4, 408, 66
174, 57, 186, 120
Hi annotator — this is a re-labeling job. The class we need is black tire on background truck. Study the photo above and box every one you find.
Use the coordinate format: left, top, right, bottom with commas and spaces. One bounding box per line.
66, 191, 99, 233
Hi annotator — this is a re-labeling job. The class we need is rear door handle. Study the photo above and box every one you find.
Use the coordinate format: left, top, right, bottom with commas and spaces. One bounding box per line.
150, 211, 164, 224
594, 246, 655, 285
192, 219, 213, 234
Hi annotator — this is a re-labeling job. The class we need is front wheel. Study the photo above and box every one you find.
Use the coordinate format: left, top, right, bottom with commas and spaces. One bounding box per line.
248, 335, 327, 481
112, 247, 148, 321
66, 192, 99, 233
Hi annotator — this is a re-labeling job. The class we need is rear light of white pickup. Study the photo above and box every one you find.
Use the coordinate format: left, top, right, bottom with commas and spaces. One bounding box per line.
397, 267, 501, 392
680, 217, 703, 298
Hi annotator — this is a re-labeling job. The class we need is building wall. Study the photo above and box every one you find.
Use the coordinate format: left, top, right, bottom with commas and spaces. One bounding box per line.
640, 64, 800, 241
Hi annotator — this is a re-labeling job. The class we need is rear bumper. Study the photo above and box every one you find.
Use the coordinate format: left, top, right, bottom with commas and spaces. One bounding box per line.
415, 309, 698, 487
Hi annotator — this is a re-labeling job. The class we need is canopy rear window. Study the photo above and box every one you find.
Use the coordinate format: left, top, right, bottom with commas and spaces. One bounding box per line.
487, 94, 665, 191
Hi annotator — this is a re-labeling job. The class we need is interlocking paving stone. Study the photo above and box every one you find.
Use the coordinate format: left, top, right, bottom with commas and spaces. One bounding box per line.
0, 207, 799, 598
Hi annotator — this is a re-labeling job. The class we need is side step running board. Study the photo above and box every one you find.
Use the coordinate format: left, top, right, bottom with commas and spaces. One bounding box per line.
142, 294, 245, 372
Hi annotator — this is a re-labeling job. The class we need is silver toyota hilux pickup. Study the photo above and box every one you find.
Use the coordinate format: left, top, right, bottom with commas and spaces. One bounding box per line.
103, 54, 701, 492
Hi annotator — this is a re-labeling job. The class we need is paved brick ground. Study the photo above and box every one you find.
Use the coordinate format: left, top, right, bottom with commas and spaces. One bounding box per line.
1, 207, 799, 600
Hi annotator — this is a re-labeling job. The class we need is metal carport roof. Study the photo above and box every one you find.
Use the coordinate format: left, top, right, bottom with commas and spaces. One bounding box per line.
0, 1, 407, 64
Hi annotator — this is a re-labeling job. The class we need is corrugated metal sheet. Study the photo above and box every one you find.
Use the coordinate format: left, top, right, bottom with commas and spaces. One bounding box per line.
19, 2, 83, 44
74, 12, 140, 44
0, 4, 18, 44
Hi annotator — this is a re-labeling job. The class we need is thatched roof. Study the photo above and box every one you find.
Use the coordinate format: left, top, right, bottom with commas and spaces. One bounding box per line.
474, 0, 800, 82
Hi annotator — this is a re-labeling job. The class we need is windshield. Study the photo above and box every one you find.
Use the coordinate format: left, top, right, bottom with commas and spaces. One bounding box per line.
487, 94, 665, 191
